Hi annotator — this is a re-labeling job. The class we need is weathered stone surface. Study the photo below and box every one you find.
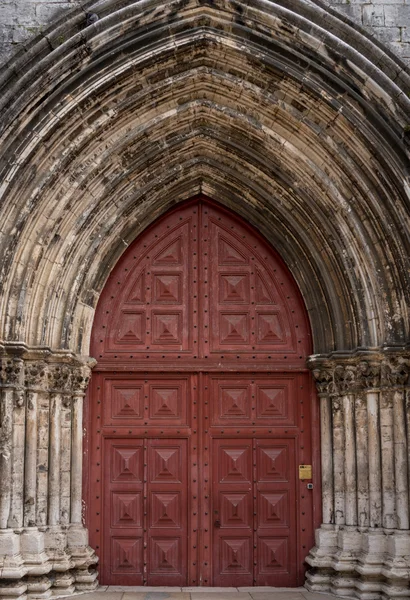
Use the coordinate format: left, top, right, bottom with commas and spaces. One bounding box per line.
0, 1, 409, 599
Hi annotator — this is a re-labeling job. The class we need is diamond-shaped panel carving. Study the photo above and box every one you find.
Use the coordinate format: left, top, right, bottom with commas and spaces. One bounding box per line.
153, 274, 181, 304
258, 538, 288, 573
257, 313, 284, 343
112, 492, 142, 527
150, 446, 181, 483
150, 493, 180, 528
258, 446, 288, 482
111, 385, 142, 420
111, 446, 142, 482
218, 236, 248, 265
219, 447, 251, 483
220, 313, 249, 344
219, 274, 250, 304
111, 537, 142, 574
115, 311, 144, 344
257, 387, 286, 419
150, 538, 181, 574
150, 386, 180, 419
221, 538, 252, 574
153, 238, 182, 265
219, 386, 250, 420
220, 493, 250, 528
152, 312, 182, 344
258, 492, 289, 528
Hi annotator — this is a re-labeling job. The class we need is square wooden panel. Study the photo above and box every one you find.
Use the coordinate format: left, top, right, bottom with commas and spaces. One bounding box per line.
104, 381, 143, 425
110, 445, 143, 483
111, 537, 143, 575
218, 444, 252, 484
214, 382, 251, 424
258, 491, 289, 528
149, 445, 183, 484
219, 273, 250, 304
111, 492, 142, 528
257, 537, 289, 574
152, 311, 183, 345
257, 444, 289, 483
220, 537, 252, 574
152, 273, 182, 304
114, 310, 145, 345
150, 492, 181, 529
149, 385, 182, 421
219, 312, 250, 345
149, 537, 182, 574
219, 492, 252, 528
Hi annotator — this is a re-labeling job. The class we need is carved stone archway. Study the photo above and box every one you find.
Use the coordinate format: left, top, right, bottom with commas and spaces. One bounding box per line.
0, 1, 409, 598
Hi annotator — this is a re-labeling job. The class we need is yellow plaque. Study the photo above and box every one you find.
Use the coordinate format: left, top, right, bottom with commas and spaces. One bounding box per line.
299, 465, 312, 480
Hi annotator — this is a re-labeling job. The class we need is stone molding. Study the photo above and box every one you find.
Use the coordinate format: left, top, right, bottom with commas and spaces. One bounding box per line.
0, 345, 97, 600
307, 350, 410, 599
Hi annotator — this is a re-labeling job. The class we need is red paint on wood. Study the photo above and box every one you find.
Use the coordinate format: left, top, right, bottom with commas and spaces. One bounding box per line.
88, 197, 318, 586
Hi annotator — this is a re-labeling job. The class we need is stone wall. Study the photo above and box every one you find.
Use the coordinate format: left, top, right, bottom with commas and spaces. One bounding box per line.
0, 0, 410, 69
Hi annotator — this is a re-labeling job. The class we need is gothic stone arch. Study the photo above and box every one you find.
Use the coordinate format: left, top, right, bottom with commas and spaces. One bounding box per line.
0, 1, 409, 598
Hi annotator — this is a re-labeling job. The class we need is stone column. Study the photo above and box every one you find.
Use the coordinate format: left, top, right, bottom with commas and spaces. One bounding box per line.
306, 352, 410, 600
0, 348, 98, 600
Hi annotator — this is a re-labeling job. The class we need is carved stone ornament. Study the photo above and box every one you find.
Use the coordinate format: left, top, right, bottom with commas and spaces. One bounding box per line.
381, 358, 410, 388
47, 364, 73, 393
0, 357, 24, 387
72, 365, 91, 395
312, 368, 333, 395
356, 360, 381, 390
333, 364, 357, 395
24, 362, 47, 390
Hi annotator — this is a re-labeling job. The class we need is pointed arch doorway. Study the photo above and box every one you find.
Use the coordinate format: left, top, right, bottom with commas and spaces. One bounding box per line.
88, 197, 319, 587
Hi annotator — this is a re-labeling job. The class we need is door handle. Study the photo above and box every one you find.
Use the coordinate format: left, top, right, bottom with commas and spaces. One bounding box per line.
214, 520, 221, 528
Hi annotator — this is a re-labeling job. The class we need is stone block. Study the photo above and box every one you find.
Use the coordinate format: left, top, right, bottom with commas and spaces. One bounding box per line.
0, 529, 20, 556
363, 4, 385, 26
20, 529, 45, 554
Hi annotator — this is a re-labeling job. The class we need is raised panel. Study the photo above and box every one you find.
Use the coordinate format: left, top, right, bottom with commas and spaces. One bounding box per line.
112, 492, 142, 527
153, 274, 181, 304
115, 311, 145, 344
126, 270, 145, 303
219, 446, 251, 483
149, 386, 181, 420
150, 446, 182, 483
218, 385, 251, 421
220, 538, 252, 574
257, 445, 289, 482
150, 538, 181, 574
219, 274, 250, 304
152, 312, 182, 345
150, 492, 181, 528
219, 313, 249, 345
153, 238, 183, 265
220, 492, 251, 528
258, 538, 289, 574
255, 270, 275, 304
256, 386, 286, 419
258, 492, 289, 528
111, 537, 142, 574
218, 236, 248, 265
256, 312, 284, 344
109, 384, 143, 421
111, 446, 143, 482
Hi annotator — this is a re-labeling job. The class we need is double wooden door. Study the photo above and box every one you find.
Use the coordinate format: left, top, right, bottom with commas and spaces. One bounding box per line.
88, 198, 317, 587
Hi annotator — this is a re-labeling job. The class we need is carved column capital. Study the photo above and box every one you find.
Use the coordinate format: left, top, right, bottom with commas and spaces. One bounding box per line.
47, 364, 73, 393
356, 360, 381, 391
381, 357, 409, 389
0, 357, 24, 388
24, 362, 47, 391
312, 368, 334, 395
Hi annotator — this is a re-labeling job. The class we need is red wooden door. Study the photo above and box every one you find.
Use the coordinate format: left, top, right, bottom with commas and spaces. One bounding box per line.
88, 198, 318, 587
